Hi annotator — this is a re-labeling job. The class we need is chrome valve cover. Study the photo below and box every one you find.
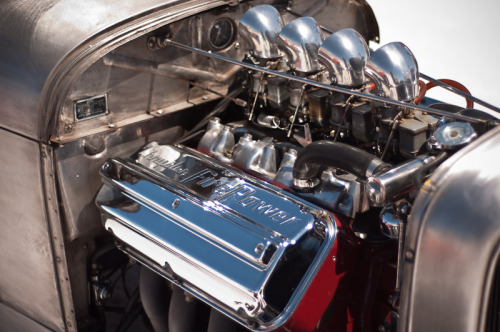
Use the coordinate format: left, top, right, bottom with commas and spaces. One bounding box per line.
96, 143, 336, 330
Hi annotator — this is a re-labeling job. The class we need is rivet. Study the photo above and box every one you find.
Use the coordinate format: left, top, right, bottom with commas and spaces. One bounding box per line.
172, 199, 180, 209
254, 243, 264, 255
405, 250, 415, 261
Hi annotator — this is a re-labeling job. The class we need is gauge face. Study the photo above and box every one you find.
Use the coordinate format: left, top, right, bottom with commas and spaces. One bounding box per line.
209, 18, 236, 50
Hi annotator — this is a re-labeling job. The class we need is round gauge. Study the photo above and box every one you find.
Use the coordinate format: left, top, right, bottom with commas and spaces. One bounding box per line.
209, 18, 236, 50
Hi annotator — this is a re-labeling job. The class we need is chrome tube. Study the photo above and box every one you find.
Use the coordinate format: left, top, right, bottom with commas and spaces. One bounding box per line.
366, 154, 436, 206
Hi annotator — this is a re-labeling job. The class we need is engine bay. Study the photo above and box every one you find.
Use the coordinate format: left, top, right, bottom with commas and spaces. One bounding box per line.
48, 1, 500, 331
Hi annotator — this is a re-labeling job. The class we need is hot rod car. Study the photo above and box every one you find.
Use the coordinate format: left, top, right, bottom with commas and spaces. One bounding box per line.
1, 0, 500, 331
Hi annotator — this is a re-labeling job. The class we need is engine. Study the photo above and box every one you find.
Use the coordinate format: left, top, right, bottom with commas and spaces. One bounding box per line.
97, 144, 336, 330
93, 3, 498, 331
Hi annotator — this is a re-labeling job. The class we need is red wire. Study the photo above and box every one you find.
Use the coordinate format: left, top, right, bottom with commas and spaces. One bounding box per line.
414, 80, 427, 105
424, 78, 474, 108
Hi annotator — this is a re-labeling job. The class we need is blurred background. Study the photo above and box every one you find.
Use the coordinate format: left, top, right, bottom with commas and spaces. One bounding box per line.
369, 0, 500, 112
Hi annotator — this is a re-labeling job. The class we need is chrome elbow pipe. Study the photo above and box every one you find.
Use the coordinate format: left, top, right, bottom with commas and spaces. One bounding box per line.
239, 5, 284, 59
318, 28, 370, 87
365, 42, 420, 102
278, 17, 324, 73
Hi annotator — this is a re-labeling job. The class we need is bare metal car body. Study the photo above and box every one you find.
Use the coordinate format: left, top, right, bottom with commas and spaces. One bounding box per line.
0, 0, 499, 331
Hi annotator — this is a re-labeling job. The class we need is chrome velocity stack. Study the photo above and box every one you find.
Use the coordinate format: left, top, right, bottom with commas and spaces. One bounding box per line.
278, 17, 324, 73
238, 5, 284, 59
318, 28, 370, 87
365, 42, 420, 101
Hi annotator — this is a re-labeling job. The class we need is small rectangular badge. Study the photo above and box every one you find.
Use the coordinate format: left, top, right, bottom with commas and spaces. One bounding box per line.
74, 95, 108, 121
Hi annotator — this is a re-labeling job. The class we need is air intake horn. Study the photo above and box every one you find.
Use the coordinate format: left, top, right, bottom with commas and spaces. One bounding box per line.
318, 28, 370, 87
238, 5, 284, 59
278, 17, 324, 73
365, 42, 420, 102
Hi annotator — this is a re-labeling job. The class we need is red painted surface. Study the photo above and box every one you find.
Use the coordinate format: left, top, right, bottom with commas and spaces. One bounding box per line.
280, 214, 354, 332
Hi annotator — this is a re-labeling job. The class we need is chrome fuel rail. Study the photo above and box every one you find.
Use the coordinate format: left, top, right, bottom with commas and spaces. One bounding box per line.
96, 143, 336, 330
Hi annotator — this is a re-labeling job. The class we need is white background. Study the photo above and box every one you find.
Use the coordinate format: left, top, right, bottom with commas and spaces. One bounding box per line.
368, 0, 500, 111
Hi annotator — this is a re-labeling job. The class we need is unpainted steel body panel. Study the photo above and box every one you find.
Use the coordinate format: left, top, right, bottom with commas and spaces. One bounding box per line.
0, 0, 171, 139
0, 302, 51, 332
56, 119, 184, 242
0, 129, 68, 331
399, 125, 500, 332
0, 0, 229, 140
56, 6, 246, 143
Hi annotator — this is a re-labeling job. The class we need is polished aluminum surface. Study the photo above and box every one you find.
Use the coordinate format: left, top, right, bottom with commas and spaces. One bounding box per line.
399, 125, 500, 332
365, 42, 419, 101
198, 122, 235, 163
433, 122, 477, 150
318, 28, 370, 87
238, 5, 284, 59
297, 171, 367, 218
96, 143, 336, 330
278, 17, 324, 73
274, 149, 298, 188
380, 204, 400, 239
199, 124, 281, 181
232, 136, 278, 180
366, 155, 436, 206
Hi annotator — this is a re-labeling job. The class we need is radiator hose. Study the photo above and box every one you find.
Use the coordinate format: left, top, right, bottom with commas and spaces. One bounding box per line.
292, 141, 390, 190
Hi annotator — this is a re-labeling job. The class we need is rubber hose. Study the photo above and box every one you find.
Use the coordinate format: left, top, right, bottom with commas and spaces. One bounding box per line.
139, 266, 171, 332
292, 141, 390, 183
